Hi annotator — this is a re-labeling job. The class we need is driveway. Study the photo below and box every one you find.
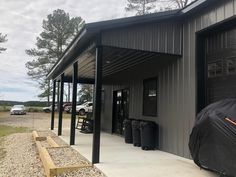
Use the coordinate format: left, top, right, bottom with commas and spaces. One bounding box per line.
0, 112, 71, 130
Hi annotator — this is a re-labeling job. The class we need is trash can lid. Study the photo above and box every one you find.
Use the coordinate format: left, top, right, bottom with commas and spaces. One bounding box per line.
140, 121, 156, 128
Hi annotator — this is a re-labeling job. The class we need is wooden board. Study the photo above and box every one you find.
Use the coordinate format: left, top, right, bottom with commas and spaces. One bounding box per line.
34, 133, 93, 177
54, 164, 92, 175
47, 136, 60, 148
32, 131, 47, 141
36, 141, 56, 177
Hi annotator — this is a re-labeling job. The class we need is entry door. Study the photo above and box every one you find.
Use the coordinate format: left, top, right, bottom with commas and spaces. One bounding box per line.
112, 89, 129, 135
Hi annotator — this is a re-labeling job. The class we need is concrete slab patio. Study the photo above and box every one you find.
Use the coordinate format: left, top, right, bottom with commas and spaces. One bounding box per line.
55, 128, 218, 177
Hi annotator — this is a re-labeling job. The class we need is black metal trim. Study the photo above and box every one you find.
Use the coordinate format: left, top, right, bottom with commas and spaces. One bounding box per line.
63, 76, 95, 84
51, 80, 56, 130
92, 36, 103, 164
196, 34, 207, 113
70, 62, 78, 145
58, 73, 64, 136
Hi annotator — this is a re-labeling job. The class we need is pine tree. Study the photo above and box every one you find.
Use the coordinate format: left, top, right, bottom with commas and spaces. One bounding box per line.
125, 0, 158, 15
172, 0, 190, 8
125, 0, 192, 15
0, 33, 7, 53
25, 9, 84, 104
162, 0, 191, 9
78, 84, 93, 104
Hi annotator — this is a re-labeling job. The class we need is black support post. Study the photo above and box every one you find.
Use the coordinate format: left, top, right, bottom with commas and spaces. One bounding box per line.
70, 62, 78, 145
57, 81, 60, 108
58, 74, 64, 136
92, 43, 103, 164
51, 80, 56, 130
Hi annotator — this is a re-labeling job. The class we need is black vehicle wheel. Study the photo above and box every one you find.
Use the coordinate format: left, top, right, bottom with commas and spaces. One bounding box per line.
44, 109, 50, 113
78, 109, 85, 115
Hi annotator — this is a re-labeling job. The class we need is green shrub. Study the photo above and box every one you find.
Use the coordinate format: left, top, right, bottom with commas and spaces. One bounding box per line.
0, 106, 11, 112
26, 107, 43, 112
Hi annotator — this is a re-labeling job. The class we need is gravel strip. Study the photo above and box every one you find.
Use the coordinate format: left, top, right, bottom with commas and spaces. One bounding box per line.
0, 131, 106, 177
57, 167, 106, 177
0, 133, 45, 177
47, 147, 90, 167
51, 136, 69, 146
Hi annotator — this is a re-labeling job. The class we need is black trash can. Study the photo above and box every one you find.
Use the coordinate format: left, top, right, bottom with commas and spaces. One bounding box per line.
123, 119, 133, 144
132, 120, 141, 147
140, 121, 156, 150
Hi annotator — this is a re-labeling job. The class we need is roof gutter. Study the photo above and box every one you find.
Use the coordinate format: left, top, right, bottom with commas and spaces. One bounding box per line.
181, 0, 207, 14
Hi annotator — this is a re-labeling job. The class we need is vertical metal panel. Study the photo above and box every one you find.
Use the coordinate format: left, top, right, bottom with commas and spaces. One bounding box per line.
101, 23, 182, 55
189, 1, 236, 32
100, 0, 236, 159
225, 0, 234, 18
234, 0, 236, 15
216, 4, 225, 23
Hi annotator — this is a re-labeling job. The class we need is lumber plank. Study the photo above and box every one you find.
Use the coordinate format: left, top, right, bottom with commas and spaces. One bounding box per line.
36, 141, 56, 177
47, 136, 60, 147
32, 131, 47, 141
55, 164, 92, 175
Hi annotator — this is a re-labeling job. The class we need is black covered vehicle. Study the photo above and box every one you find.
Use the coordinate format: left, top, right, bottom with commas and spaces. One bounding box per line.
189, 99, 236, 177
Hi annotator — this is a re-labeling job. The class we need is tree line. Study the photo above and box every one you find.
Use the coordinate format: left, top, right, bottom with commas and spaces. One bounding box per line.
0, 100, 48, 107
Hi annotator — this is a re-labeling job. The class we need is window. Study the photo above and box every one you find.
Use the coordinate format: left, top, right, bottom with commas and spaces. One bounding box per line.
208, 61, 223, 78
226, 57, 236, 75
143, 78, 158, 117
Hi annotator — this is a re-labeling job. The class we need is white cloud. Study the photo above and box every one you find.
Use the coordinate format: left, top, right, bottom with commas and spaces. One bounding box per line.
0, 0, 129, 101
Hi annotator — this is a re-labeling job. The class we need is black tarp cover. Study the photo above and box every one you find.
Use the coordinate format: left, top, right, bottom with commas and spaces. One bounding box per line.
189, 99, 236, 177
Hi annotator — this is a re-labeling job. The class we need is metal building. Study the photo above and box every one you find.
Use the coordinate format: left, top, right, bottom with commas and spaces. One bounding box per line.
47, 0, 236, 163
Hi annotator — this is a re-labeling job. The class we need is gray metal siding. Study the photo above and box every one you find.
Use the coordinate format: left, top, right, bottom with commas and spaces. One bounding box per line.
101, 56, 195, 158
175, 0, 236, 158
101, 0, 236, 159
101, 23, 182, 55
194, 0, 236, 32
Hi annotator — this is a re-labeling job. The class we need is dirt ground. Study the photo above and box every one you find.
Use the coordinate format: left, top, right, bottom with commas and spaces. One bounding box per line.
0, 112, 105, 177
0, 112, 71, 130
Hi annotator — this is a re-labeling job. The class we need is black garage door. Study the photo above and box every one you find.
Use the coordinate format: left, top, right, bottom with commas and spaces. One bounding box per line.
206, 27, 236, 104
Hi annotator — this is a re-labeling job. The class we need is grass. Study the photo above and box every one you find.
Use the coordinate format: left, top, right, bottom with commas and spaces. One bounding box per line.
0, 125, 29, 138
26, 106, 44, 112
0, 106, 11, 112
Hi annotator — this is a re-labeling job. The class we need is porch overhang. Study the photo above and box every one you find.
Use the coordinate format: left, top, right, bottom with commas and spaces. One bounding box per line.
46, 9, 182, 82
56, 46, 181, 84
47, 0, 218, 82
47, 8, 183, 164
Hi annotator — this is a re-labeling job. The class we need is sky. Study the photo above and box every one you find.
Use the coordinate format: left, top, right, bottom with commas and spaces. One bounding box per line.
0, 0, 130, 101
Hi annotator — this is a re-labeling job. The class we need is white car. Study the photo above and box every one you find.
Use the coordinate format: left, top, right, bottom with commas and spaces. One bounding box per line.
10, 105, 26, 115
43, 105, 57, 113
76, 102, 93, 115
